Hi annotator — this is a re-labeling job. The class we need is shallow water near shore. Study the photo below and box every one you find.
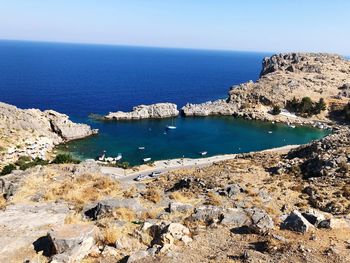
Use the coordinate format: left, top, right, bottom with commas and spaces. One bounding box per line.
59, 116, 328, 166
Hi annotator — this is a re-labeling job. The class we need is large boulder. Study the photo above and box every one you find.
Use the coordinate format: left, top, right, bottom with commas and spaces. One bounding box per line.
281, 210, 314, 233
245, 207, 274, 234
48, 224, 98, 262
220, 208, 250, 227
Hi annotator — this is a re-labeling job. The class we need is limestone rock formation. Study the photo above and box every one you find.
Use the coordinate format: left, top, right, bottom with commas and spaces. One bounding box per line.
182, 53, 350, 125
49, 224, 98, 262
105, 103, 179, 120
0, 102, 97, 165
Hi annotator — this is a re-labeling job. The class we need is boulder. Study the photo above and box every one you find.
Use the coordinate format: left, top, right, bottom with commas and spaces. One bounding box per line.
221, 208, 250, 227
127, 250, 150, 263
281, 210, 313, 233
191, 205, 224, 223
48, 224, 97, 262
301, 209, 326, 226
168, 202, 194, 213
318, 218, 350, 229
245, 207, 274, 234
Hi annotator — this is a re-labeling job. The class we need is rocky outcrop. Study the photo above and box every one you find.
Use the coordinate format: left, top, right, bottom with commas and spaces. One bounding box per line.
182, 53, 350, 124
0, 102, 97, 165
0, 202, 69, 262
181, 100, 237, 117
281, 210, 314, 233
49, 224, 98, 262
105, 103, 179, 120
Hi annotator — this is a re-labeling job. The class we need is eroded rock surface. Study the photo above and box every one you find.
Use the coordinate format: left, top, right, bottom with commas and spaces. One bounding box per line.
105, 103, 179, 120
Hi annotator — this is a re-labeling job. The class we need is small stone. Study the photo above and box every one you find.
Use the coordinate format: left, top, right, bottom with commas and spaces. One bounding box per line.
127, 250, 149, 263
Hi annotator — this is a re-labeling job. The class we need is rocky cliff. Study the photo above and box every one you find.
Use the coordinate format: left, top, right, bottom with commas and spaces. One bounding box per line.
182, 53, 350, 124
0, 102, 97, 164
105, 103, 179, 120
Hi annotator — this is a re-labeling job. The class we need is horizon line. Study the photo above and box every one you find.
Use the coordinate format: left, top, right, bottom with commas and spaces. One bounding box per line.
0, 37, 278, 55
1, 38, 349, 58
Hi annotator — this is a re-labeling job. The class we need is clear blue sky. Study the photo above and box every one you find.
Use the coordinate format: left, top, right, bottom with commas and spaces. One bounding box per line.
0, 0, 349, 54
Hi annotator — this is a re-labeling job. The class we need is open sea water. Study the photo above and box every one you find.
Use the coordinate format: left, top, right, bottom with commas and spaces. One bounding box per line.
0, 40, 328, 165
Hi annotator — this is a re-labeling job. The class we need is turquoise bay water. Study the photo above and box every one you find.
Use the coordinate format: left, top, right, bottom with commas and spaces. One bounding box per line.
61, 116, 327, 165
0, 41, 328, 165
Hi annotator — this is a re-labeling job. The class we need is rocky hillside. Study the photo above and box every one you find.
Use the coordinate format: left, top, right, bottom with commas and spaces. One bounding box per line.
0, 137, 349, 262
105, 103, 179, 120
182, 53, 350, 125
0, 102, 97, 165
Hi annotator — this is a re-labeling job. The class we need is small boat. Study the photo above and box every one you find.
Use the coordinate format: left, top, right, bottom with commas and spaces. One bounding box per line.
138, 147, 145, 150
143, 157, 152, 163
268, 131, 273, 134
289, 125, 296, 128
166, 125, 177, 130
115, 153, 122, 161
199, 151, 208, 156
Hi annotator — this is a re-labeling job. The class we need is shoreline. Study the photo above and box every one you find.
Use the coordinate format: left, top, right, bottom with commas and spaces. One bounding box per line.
100, 144, 300, 179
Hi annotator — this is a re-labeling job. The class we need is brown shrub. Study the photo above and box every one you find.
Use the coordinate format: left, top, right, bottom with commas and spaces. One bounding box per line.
205, 192, 222, 206
143, 187, 162, 203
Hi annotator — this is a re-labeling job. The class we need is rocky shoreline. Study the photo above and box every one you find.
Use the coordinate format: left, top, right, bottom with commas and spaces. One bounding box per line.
102, 53, 349, 129
105, 103, 179, 120
0, 102, 98, 166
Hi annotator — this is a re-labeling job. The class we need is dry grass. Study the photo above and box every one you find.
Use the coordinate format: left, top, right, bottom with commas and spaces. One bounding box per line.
112, 207, 136, 222
64, 212, 89, 224
101, 224, 120, 246
44, 173, 121, 210
169, 191, 200, 205
139, 207, 164, 220
143, 187, 162, 203
205, 192, 222, 206
0, 195, 7, 209
123, 186, 138, 198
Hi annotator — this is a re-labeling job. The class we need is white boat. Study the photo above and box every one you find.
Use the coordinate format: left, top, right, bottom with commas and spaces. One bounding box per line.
138, 146, 145, 150
115, 153, 122, 161
199, 151, 208, 156
166, 125, 176, 130
289, 125, 296, 128
143, 157, 152, 163
268, 131, 273, 134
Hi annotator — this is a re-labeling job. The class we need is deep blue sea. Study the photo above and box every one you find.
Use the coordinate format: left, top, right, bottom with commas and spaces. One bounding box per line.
0, 40, 328, 165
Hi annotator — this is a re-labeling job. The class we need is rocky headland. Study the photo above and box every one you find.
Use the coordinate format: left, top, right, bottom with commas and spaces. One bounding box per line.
105, 103, 179, 120
182, 53, 350, 126
0, 102, 97, 166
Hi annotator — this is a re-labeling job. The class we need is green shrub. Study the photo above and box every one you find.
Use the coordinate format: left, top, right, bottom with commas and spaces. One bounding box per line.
286, 97, 327, 117
1, 164, 16, 176
51, 154, 80, 164
116, 161, 130, 169
271, 105, 281, 115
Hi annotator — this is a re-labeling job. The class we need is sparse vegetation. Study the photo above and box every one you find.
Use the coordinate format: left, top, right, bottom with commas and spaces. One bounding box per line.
286, 97, 326, 117
51, 153, 80, 164
271, 105, 281, 115
115, 161, 130, 169
1, 163, 16, 176
143, 187, 162, 203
